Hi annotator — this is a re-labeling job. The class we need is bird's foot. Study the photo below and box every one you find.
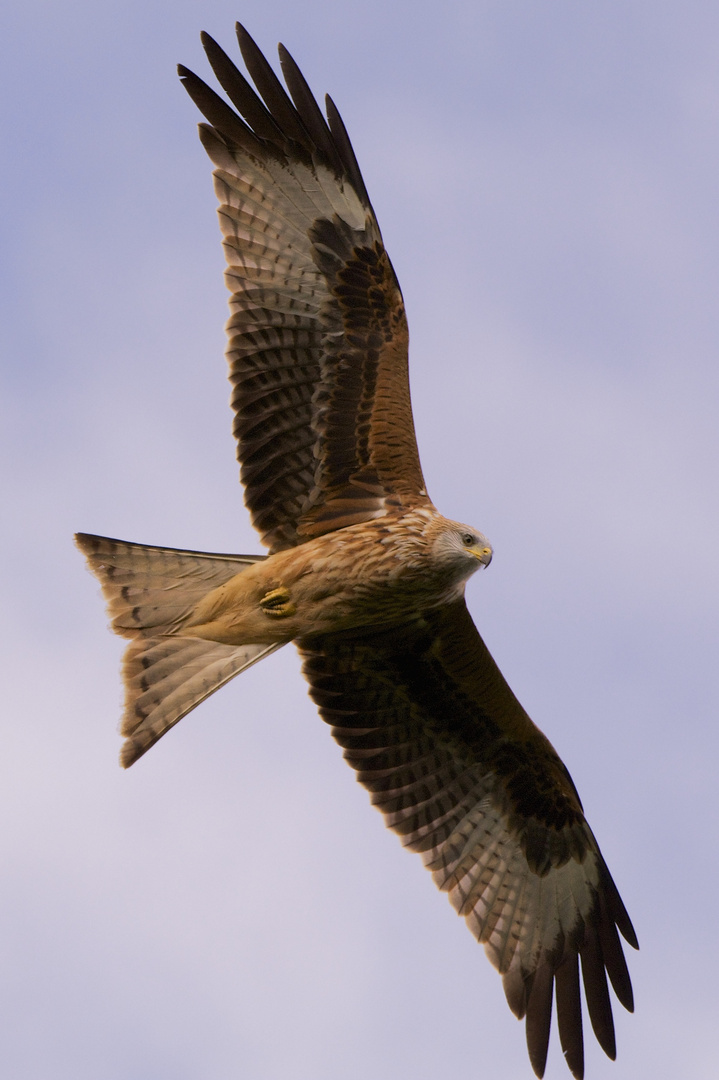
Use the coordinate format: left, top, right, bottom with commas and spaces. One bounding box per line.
259, 586, 296, 618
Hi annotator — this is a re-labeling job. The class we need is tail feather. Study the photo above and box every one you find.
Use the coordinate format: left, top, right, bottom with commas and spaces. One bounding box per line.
120, 635, 281, 767
75, 532, 264, 637
75, 532, 281, 766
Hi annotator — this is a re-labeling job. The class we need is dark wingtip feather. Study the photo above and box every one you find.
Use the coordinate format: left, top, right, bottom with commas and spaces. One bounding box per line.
614, 895, 639, 951
555, 954, 585, 1079
178, 64, 263, 156
234, 22, 311, 150
580, 931, 617, 1060
325, 93, 373, 211
200, 31, 284, 144
597, 896, 635, 1013
525, 963, 554, 1078
598, 856, 639, 951
278, 44, 345, 176
502, 966, 528, 1019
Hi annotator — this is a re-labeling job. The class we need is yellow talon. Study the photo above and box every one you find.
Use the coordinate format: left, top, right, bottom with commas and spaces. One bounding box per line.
259, 586, 296, 618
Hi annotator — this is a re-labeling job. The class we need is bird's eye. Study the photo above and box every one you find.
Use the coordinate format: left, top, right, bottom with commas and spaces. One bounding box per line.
462, 532, 475, 546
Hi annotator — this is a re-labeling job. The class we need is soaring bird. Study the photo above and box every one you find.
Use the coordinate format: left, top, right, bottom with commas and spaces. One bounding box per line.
76, 24, 637, 1079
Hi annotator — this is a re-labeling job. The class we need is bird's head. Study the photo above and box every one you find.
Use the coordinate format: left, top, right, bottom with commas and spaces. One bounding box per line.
430, 518, 493, 582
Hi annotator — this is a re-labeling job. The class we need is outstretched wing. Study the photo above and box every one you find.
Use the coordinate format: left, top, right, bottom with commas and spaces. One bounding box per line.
299, 600, 637, 1080
179, 26, 430, 552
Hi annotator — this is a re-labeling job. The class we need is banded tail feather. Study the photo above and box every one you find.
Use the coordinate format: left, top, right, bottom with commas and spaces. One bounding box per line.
75, 533, 283, 766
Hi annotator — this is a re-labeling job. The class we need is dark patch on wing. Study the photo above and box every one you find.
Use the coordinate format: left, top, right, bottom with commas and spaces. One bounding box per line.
302, 603, 584, 855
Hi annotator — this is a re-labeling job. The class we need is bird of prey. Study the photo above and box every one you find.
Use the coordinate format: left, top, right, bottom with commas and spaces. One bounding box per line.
76, 24, 637, 1079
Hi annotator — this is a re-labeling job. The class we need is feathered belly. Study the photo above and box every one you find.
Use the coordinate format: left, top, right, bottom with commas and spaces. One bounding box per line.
177, 518, 463, 646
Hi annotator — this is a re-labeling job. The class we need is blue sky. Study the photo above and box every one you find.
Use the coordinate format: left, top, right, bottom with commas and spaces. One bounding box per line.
2, 2, 718, 1077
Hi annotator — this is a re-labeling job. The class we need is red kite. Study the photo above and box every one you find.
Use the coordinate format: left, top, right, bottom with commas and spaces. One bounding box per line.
77, 24, 636, 1078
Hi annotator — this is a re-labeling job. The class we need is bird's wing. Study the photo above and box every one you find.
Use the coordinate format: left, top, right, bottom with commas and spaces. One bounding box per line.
179, 26, 429, 552
299, 599, 637, 1080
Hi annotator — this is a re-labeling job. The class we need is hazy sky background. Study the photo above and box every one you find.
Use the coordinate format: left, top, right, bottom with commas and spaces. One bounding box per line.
2, 2, 718, 1078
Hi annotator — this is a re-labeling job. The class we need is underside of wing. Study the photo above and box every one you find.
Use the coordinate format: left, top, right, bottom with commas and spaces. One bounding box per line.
179, 26, 430, 552
298, 600, 637, 1079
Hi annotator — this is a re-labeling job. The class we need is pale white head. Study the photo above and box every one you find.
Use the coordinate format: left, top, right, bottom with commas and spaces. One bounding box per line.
429, 517, 493, 583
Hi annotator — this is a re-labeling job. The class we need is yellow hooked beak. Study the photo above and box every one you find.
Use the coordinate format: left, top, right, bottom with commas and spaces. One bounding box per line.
470, 544, 493, 568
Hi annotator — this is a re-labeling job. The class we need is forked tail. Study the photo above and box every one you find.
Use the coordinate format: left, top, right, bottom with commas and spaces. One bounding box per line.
76, 533, 282, 766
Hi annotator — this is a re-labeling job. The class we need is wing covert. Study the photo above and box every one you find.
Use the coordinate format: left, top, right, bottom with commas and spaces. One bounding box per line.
180, 27, 429, 552
298, 600, 637, 1079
